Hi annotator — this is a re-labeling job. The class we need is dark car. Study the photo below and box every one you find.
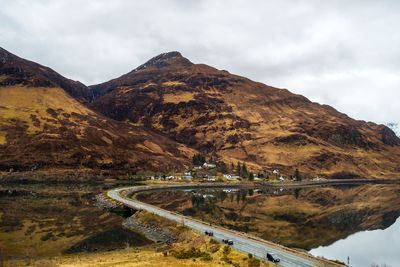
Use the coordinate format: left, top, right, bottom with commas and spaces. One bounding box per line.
222, 239, 234, 245
267, 253, 280, 263
205, 231, 214, 236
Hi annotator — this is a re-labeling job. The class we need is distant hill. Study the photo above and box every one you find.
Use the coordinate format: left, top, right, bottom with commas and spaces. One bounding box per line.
89, 52, 400, 178
0, 48, 195, 177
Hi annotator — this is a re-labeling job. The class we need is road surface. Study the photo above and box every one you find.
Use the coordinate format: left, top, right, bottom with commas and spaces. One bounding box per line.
108, 185, 337, 267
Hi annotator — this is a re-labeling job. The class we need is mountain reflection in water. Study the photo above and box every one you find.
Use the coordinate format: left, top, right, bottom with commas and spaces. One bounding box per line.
137, 184, 400, 256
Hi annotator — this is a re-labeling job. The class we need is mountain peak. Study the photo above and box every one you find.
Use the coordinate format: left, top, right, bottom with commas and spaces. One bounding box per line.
131, 51, 191, 73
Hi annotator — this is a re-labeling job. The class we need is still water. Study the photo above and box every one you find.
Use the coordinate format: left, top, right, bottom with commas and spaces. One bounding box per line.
137, 184, 400, 265
311, 217, 400, 267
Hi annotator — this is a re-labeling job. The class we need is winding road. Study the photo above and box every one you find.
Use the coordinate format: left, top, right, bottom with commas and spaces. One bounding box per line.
108, 184, 338, 267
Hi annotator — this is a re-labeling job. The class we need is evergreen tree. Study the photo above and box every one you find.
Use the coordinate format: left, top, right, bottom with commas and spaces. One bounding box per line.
236, 162, 241, 175
242, 162, 248, 177
294, 168, 301, 181
248, 172, 254, 181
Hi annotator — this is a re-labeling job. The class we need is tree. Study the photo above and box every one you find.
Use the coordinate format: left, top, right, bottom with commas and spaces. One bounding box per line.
192, 154, 206, 166
294, 168, 301, 181
242, 162, 248, 177
236, 162, 241, 175
248, 172, 254, 181
218, 161, 227, 173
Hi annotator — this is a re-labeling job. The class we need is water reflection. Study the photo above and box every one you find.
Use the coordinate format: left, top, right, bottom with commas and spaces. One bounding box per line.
137, 184, 400, 253
311, 217, 400, 267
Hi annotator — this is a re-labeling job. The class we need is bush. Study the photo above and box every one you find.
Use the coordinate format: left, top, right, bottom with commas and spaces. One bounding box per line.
208, 244, 220, 253
248, 257, 260, 267
171, 247, 211, 260
209, 238, 219, 244
222, 245, 231, 256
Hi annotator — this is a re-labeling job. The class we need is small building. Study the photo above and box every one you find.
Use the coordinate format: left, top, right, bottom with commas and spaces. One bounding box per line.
273, 169, 280, 174
194, 166, 202, 170
224, 174, 240, 180
184, 175, 193, 180
203, 162, 216, 168
207, 176, 216, 181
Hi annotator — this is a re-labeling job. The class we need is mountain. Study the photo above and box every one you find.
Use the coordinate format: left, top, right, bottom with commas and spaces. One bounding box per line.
0, 48, 195, 176
89, 52, 400, 178
387, 122, 400, 138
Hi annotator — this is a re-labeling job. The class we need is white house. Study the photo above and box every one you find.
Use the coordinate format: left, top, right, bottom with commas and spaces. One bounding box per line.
203, 162, 216, 168
273, 169, 280, 174
194, 166, 202, 170
224, 174, 240, 180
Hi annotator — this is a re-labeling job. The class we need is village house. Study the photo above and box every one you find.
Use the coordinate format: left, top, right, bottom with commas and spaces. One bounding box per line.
203, 162, 216, 168
223, 174, 240, 180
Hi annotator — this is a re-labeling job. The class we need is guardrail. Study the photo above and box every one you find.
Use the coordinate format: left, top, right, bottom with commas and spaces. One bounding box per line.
109, 183, 345, 266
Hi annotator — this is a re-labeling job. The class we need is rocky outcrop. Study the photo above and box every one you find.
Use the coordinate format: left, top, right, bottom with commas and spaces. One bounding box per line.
123, 211, 178, 243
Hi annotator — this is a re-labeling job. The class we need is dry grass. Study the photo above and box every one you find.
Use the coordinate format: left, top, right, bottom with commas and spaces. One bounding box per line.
163, 92, 195, 104
0, 85, 94, 135
4, 231, 273, 267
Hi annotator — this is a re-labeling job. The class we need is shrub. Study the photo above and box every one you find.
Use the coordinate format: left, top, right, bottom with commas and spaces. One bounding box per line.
222, 245, 231, 256
247, 257, 260, 267
171, 247, 211, 260
208, 244, 220, 253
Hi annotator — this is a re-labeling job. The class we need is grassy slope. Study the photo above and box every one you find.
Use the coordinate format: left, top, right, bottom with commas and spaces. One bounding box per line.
3, 212, 275, 267
0, 84, 195, 174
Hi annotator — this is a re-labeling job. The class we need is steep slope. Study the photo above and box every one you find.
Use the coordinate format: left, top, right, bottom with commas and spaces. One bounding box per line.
89, 52, 400, 178
0, 48, 195, 176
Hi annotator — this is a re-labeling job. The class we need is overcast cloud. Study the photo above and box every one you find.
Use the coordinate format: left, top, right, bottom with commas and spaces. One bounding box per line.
1, 0, 399, 126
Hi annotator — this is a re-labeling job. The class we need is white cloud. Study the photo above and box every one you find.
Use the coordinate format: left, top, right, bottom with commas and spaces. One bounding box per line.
0, 0, 399, 125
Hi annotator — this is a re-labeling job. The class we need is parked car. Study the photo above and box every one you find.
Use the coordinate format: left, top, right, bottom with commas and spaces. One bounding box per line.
205, 231, 213, 236
227, 240, 234, 245
266, 253, 280, 263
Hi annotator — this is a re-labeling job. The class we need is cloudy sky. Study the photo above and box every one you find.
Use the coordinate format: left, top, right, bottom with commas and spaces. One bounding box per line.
1, 0, 399, 126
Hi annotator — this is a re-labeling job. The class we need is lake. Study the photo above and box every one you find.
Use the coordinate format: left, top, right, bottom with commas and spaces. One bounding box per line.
137, 183, 400, 265
0, 182, 150, 259
310, 216, 400, 267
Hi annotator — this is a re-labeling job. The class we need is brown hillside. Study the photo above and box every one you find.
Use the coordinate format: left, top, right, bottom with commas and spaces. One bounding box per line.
0, 48, 195, 176
89, 52, 400, 178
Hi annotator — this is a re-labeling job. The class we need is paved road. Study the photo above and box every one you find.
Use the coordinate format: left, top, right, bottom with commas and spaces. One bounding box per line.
108, 186, 336, 267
